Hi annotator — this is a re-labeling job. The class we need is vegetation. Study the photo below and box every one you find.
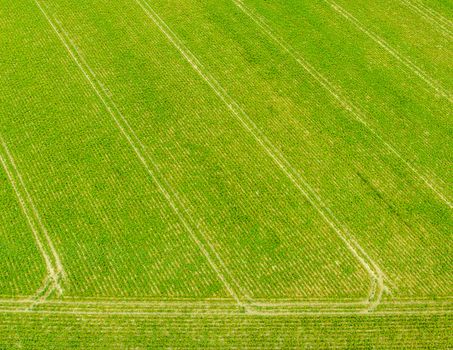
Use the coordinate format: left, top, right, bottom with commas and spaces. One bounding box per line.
1, 0, 451, 347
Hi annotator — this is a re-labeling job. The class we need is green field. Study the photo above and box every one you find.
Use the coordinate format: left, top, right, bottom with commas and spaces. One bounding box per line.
1, 0, 452, 347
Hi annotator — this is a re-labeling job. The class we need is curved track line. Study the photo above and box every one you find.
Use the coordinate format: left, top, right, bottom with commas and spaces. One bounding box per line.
1, 141, 65, 282
28, 276, 51, 302
0, 137, 63, 297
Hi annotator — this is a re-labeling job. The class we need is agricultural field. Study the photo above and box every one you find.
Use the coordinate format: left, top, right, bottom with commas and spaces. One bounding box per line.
0, 0, 451, 348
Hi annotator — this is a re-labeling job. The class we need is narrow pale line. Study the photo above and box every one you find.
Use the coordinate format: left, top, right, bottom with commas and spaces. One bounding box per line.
134, 0, 386, 309
325, 0, 453, 103
36, 300, 240, 307
41, 1, 250, 304
0, 294, 451, 316
398, 0, 452, 38
410, 0, 453, 30
45, 296, 236, 302
26, 299, 368, 308
246, 309, 453, 317
250, 301, 367, 307
33, 0, 245, 308
0, 307, 450, 317
0, 309, 241, 317
0, 296, 450, 308
1, 138, 65, 284
226, 6, 449, 307
232, 0, 452, 209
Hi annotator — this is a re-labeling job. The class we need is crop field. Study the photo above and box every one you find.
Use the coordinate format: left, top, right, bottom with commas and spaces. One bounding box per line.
0, 0, 452, 348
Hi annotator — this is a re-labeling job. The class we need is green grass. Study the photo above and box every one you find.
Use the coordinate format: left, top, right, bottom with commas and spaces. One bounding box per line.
1, 313, 452, 349
0, 165, 46, 297
0, 0, 452, 347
